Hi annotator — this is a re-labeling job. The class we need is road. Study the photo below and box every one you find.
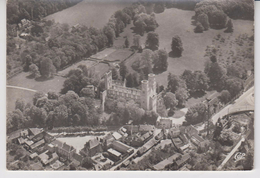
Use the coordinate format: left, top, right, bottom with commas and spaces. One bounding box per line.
211, 86, 254, 124
7, 85, 38, 93
217, 136, 245, 170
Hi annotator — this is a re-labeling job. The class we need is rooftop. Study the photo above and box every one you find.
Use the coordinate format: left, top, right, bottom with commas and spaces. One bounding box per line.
107, 148, 122, 157
153, 153, 182, 170
30, 139, 45, 150
176, 154, 191, 167
112, 132, 122, 140
88, 138, 101, 149
29, 128, 44, 136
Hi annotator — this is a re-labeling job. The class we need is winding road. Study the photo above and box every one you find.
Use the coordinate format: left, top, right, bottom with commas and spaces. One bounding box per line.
211, 86, 254, 124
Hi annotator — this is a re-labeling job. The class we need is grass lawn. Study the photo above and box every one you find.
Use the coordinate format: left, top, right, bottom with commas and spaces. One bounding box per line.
7, 72, 66, 113
44, 0, 131, 29
113, 8, 253, 88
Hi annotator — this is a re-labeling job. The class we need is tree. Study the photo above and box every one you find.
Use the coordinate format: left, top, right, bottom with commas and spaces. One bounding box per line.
218, 90, 231, 104
227, 64, 246, 79
209, 9, 227, 29
163, 92, 178, 110
224, 77, 244, 97
29, 64, 40, 78
80, 88, 95, 98
125, 36, 130, 48
171, 35, 183, 57
205, 62, 226, 88
197, 13, 209, 30
119, 62, 128, 80
225, 19, 233, 32
53, 104, 68, 126
103, 25, 115, 46
40, 57, 56, 78
145, 32, 159, 51
175, 88, 189, 107
15, 98, 26, 112
133, 35, 141, 48
167, 73, 187, 93
185, 103, 207, 125
154, 4, 165, 13
47, 91, 59, 100
153, 49, 168, 72
33, 91, 45, 105
194, 22, 204, 33
193, 71, 209, 92
134, 19, 146, 36
126, 73, 134, 88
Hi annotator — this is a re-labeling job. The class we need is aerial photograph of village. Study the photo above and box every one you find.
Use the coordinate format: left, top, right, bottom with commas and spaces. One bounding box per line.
6, 0, 254, 171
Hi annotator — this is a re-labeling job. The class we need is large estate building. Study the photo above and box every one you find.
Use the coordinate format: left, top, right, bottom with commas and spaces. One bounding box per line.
101, 71, 161, 112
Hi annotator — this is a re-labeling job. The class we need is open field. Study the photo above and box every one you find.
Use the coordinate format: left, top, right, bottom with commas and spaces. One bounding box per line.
7, 72, 66, 113
114, 8, 253, 87
44, 0, 131, 29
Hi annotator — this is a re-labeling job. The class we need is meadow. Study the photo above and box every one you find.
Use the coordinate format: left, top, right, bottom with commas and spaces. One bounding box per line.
113, 8, 253, 87
44, 0, 131, 29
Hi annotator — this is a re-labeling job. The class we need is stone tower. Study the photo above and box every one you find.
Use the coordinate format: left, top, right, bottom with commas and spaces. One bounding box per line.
141, 80, 149, 110
104, 70, 112, 90
148, 74, 157, 112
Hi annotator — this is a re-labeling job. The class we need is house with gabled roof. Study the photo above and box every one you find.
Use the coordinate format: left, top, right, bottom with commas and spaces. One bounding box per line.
72, 152, 84, 167
28, 128, 45, 142
50, 140, 76, 160
80, 138, 102, 157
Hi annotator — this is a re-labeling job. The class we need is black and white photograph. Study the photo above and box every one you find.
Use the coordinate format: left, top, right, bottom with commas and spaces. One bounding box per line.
6, 0, 255, 171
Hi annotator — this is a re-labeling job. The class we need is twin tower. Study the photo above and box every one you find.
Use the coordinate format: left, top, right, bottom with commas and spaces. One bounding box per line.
102, 71, 157, 112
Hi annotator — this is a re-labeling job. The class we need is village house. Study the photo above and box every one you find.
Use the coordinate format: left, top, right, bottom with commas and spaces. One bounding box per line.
30, 139, 45, 151
153, 153, 182, 170
156, 118, 173, 129
131, 131, 153, 147
80, 138, 102, 157
71, 152, 84, 167
185, 125, 205, 147
28, 128, 45, 142
38, 150, 59, 166
50, 140, 76, 160
176, 154, 191, 168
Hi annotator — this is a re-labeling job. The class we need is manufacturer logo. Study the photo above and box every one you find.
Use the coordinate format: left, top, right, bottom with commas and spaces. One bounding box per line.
234, 152, 245, 162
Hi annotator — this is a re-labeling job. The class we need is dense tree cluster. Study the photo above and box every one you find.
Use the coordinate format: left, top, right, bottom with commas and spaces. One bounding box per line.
181, 70, 209, 94
185, 102, 207, 125
132, 49, 168, 77
62, 65, 99, 95
194, 0, 253, 29
7, 0, 83, 24
133, 12, 159, 36
6, 3, 140, 78
204, 58, 244, 96
104, 98, 158, 126
7, 90, 100, 133
167, 73, 189, 108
